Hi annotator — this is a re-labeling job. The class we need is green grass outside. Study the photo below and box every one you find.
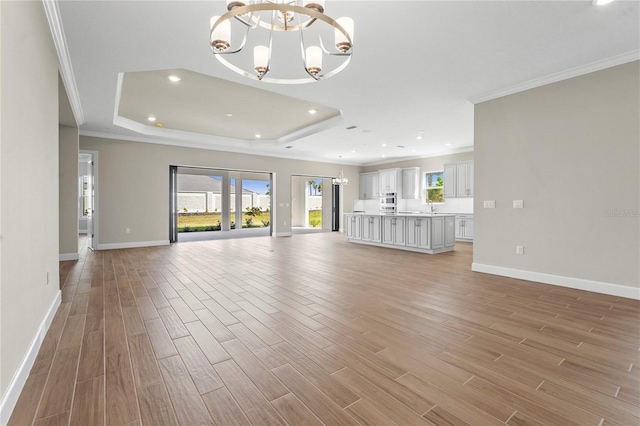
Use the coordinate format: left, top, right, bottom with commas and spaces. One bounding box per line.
178, 212, 270, 232
308, 210, 322, 227
178, 210, 322, 232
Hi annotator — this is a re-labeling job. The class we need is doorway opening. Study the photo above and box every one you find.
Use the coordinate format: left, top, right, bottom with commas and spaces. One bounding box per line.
170, 166, 272, 243
291, 175, 335, 235
78, 150, 97, 250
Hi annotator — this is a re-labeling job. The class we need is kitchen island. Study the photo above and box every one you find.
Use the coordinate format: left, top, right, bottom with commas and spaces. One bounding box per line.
345, 212, 456, 254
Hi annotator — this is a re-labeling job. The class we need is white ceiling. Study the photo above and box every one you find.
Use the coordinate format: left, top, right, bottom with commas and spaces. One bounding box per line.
56, 0, 640, 166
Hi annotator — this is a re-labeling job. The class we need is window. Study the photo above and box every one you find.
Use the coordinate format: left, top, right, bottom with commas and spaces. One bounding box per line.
425, 171, 444, 202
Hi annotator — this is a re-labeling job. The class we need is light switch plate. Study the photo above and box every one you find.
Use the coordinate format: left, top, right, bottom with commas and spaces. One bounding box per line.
513, 200, 524, 208
484, 200, 496, 208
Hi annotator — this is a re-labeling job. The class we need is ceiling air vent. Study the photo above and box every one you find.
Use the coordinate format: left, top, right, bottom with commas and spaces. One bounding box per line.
396, 145, 405, 148
345, 125, 357, 130
285, 146, 293, 149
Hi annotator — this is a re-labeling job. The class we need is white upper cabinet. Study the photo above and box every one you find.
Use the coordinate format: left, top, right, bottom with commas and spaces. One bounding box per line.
359, 172, 379, 199
444, 161, 474, 198
444, 164, 457, 198
401, 167, 421, 199
379, 168, 402, 194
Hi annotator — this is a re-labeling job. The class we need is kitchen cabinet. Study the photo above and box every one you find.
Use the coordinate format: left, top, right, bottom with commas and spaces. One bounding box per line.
382, 216, 405, 246
406, 217, 430, 249
455, 214, 474, 241
401, 167, 421, 199
359, 172, 379, 199
345, 213, 455, 254
362, 215, 382, 243
345, 214, 362, 240
379, 168, 402, 194
445, 216, 456, 247
431, 216, 445, 249
444, 161, 474, 198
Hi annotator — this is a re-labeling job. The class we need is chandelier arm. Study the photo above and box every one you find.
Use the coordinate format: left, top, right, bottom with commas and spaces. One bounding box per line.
210, 3, 353, 84
214, 4, 352, 40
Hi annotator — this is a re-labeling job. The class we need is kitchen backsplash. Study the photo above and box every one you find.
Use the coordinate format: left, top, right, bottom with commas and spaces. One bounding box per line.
402, 197, 473, 214
353, 197, 473, 214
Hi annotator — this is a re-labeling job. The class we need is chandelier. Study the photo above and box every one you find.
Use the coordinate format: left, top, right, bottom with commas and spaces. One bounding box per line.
333, 156, 349, 185
209, 1, 354, 84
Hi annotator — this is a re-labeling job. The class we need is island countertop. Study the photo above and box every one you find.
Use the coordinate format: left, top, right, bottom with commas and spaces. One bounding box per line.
349, 211, 455, 217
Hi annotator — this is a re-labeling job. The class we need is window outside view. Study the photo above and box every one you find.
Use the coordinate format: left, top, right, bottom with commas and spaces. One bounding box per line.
425, 171, 444, 203
307, 179, 323, 228
177, 175, 270, 233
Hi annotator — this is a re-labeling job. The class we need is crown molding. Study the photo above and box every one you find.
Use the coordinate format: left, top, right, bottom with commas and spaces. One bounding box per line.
79, 130, 361, 166
42, 0, 85, 125
361, 146, 474, 167
469, 50, 640, 104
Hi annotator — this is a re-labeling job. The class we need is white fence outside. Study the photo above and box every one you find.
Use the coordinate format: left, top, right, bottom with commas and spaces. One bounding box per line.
178, 192, 270, 212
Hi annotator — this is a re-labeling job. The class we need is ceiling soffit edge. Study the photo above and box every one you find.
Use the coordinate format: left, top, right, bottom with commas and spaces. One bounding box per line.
78, 130, 362, 167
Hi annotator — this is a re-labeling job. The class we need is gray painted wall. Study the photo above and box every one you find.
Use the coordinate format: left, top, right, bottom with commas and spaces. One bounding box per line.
1, 1, 60, 399
59, 125, 79, 256
474, 61, 639, 289
79, 136, 360, 244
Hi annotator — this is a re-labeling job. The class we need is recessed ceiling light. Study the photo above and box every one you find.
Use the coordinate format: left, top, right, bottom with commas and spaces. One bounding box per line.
308, 109, 317, 114
592, 0, 614, 5
155, 122, 163, 128
412, 149, 416, 152
147, 116, 156, 122
168, 75, 181, 82
416, 136, 423, 140
226, 113, 233, 117
382, 143, 387, 147
382, 155, 386, 158
351, 150, 356, 153
255, 134, 261, 138
446, 143, 452, 146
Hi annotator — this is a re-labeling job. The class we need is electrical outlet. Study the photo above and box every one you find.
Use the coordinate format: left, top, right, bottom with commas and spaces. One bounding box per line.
513, 200, 524, 208
484, 200, 496, 208
125, 228, 131, 234
516, 245, 524, 255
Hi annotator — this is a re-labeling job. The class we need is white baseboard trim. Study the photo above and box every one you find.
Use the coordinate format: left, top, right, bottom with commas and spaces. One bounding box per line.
96, 240, 170, 250
59, 253, 79, 261
0, 291, 61, 425
472, 263, 640, 300
273, 232, 292, 237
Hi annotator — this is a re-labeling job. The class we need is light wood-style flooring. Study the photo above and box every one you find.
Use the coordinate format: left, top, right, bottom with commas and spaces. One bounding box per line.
9, 233, 640, 425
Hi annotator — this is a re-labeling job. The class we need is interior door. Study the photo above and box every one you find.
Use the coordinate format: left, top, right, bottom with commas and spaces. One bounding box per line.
332, 183, 340, 231
87, 159, 94, 250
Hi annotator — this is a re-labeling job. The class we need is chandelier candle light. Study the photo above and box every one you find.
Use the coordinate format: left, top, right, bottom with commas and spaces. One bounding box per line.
333, 155, 349, 185
210, 0, 354, 84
